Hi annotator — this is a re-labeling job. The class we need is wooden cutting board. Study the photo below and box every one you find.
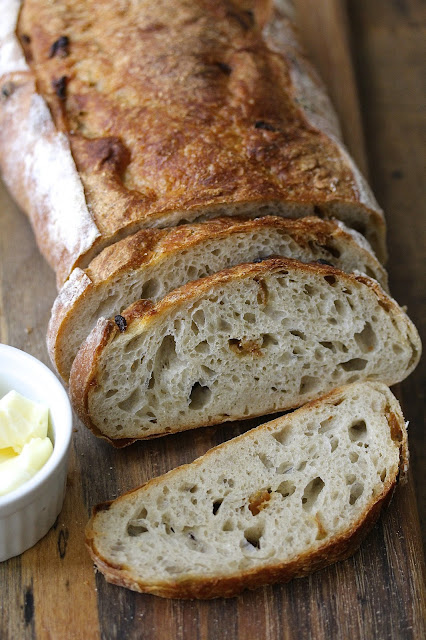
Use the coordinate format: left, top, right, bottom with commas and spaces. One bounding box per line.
0, 1, 424, 638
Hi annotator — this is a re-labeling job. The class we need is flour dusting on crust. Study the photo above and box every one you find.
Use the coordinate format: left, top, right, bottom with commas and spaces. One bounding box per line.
0, 0, 29, 76
24, 94, 100, 262
0, 0, 100, 284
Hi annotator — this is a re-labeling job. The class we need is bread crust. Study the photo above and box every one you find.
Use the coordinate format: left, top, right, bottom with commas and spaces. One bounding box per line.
1, 1, 385, 287
69, 258, 421, 445
47, 215, 388, 382
85, 383, 408, 599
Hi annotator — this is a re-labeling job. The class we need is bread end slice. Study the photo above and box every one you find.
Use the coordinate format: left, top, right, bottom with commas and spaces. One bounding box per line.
85, 382, 408, 599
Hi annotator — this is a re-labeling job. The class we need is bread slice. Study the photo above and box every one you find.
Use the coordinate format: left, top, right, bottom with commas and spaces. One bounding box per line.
48, 216, 387, 383
85, 382, 408, 599
69, 258, 420, 444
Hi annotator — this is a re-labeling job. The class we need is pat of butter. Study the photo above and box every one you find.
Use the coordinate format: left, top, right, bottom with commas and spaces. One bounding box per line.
0, 390, 49, 453
0, 438, 53, 496
0, 391, 53, 496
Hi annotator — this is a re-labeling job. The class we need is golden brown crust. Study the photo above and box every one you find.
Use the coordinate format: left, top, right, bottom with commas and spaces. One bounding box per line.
4, 0, 386, 280
85, 383, 407, 599
68, 257, 420, 444
0, 71, 102, 284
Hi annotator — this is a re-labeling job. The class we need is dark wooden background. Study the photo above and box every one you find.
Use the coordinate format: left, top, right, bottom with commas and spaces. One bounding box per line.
0, 1, 424, 638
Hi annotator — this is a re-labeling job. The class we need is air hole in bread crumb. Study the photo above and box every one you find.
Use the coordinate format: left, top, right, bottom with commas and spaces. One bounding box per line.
222, 520, 234, 531
346, 474, 356, 485
304, 284, 315, 295
164, 523, 175, 535
340, 358, 367, 371
290, 330, 306, 340
355, 322, 377, 353
218, 318, 232, 331
275, 276, 288, 289
333, 299, 345, 315
273, 427, 291, 446
302, 477, 325, 511
380, 468, 387, 482
324, 275, 337, 285
127, 522, 148, 536
349, 451, 359, 463
124, 334, 145, 354
349, 482, 364, 505
180, 483, 198, 493
276, 461, 293, 474
136, 507, 147, 519
276, 480, 296, 498
299, 375, 319, 394
188, 384, 211, 412
105, 389, 118, 398
319, 417, 335, 434
146, 372, 155, 389
258, 453, 274, 469
262, 333, 278, 348
319, 341, 336, 352
242, 526, 263, 550
193, 309, 206, 327
221, 477, 234, 487
156, 334, 177, 369
191, 320, 199, 335
187, 266, 198, 278
194, 340, 210, 354
349, 420, 367, 442
212, 500, 223, 515
244, 312, 256, 323
118, 388, 141, 412
297, 461, 307, 471
330, 437, 339, 452
140, 278, 160, 299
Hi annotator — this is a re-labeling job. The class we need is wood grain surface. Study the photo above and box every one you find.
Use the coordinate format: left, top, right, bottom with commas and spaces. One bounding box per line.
0, 1, 424, 639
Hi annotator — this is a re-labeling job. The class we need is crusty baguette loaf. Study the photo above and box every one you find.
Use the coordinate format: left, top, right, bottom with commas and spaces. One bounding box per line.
86, 381, 408, 599
0, 1, 385, 287
48, 216, 387, 383
69, 258, 420, 444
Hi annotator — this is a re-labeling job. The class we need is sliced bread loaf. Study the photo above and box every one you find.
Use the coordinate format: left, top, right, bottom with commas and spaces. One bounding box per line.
69, 258, 420, 444
85, 382, 408, 599
48, 216, 387, 382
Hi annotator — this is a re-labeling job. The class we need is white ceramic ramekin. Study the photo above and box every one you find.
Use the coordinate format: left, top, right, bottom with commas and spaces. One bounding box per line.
0, 344, 72, 561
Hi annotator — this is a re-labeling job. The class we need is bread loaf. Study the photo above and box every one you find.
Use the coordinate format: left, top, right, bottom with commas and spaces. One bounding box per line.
48, 216, 387, 382
86, 382, 408, 599
0, 1, 385, 287
69, 258, 420, 444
